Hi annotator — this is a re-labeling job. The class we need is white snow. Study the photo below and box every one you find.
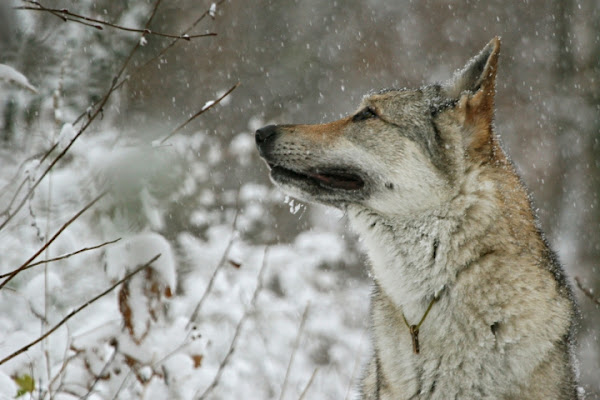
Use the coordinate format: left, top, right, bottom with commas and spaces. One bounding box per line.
105, 232, 176, 291
57, 123, 77, 150
0, 64, 37, 93
209, 3, 217, 18
0, 370, 17, 398
201, 100, 215, 111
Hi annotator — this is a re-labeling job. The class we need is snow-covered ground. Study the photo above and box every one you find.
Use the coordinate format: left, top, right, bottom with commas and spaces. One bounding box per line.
0, 118, 371, 399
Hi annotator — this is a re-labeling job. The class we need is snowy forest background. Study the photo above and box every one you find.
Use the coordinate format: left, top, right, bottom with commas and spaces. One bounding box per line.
0, 0, 598, 399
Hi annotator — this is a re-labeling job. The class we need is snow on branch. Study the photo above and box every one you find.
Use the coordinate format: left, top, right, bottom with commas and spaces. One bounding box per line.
0, 0, 163, 233
132, 0, 226, 75
0, 64, 38, 93
0, 253, 161, 366
160, 82, 240, 144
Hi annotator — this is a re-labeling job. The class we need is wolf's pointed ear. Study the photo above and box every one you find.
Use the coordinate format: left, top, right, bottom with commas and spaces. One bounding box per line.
443, 37, 500, 101
442, 38, 500, 159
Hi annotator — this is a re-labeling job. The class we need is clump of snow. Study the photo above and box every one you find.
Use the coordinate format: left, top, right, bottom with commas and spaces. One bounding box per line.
23, 159, 40, 182
284, 195, 305, 215
201, 100, 215, 111
24, 271, 63, 316
0, 63, 37, 93
57, 123, 77, 150
105, 232, 176, 291
0, 370, 17, 398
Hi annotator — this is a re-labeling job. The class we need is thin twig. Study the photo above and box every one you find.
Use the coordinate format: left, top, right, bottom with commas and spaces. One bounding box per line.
187, 196, 241, 329
135, 0, 226, 71
0, 177, 27, 218
44, 10, 105, 30
298, 368, 319, 400
81, 340, 119, 400
47, 326, 74, 398
280, 302, 311, 400
160, 82, 240, 144
112, 327, 197, 399
196, 246, 270, 400
0, 0, 162, 232
18, 2, 217, 40
0, 254, 161, 365
0, 149, 46, 202
73, 0, 225, 126
0, 191, 107, 290
298, 367, 319, 400
575, 277, 600, 306
0, 238, 121, 279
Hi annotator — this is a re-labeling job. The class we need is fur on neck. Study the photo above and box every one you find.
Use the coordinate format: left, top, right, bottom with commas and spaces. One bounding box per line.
346, 165, 500, 320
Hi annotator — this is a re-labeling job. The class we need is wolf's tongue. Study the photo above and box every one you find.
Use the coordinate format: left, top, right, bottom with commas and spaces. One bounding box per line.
307, 172, 364, 190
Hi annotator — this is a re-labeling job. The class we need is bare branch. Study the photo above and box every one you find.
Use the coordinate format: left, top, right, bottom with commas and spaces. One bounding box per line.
72, 0, 225, 126
18, 2, 217, 40
298, 368, 319, 400
0, 191, 107, 290
0, 254, 161, 366
160, 82, 240, 144
0, 238, 121, 279
575, 277, 600, 306
280, 302, 311, 400
0, 177, 27, 218
196, 247, 270, 400
135, 0, 226, 71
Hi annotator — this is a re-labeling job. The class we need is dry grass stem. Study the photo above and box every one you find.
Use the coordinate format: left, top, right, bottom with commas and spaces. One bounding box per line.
196, 247, 270, 400
280, 302, 311, 400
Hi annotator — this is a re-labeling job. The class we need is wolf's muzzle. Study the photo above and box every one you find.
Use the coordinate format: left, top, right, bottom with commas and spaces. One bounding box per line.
255, 125, 280, 158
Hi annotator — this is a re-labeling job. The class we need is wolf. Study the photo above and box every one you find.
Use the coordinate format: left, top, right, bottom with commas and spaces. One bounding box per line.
255, 38, 579, 399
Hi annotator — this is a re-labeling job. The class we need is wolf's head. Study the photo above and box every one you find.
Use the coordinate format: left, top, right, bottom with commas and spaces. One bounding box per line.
256, 38, 503, 217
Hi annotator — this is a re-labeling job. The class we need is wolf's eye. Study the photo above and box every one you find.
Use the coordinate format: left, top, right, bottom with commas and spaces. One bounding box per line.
352, 107, 378, 122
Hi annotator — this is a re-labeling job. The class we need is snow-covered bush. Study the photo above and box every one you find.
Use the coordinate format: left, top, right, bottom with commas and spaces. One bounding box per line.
0, 2, 367, 399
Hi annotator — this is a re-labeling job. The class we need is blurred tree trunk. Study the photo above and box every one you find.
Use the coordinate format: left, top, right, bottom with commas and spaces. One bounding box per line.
550, 0, 573, 240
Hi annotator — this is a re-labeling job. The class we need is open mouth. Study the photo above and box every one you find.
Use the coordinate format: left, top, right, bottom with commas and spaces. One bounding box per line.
270, 166, 365, 191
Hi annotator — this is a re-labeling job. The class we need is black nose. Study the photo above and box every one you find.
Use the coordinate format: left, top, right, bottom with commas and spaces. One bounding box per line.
255, 125, 279, 146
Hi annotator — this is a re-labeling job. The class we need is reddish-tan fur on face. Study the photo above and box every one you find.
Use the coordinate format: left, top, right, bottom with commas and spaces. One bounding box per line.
285, 117, 352, 143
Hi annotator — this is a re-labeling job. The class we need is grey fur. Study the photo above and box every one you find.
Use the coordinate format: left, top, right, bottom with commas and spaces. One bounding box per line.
256, 38, 579, 399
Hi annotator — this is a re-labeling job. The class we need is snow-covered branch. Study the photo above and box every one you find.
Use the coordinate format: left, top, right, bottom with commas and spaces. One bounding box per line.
0, 254, 161, 366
